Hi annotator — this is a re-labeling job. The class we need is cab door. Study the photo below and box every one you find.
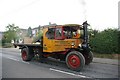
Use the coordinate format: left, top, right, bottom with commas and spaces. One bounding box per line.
43, 28, 55, 52
53, 26, 66, 52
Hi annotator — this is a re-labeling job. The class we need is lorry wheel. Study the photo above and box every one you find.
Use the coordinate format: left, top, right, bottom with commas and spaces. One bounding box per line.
21, 48, 34, 61
84, 51, 93, 65
66, 51, 85, 71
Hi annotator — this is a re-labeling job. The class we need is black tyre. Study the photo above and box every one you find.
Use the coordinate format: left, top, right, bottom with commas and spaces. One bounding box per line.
21, 47, 34, 61
66, 51, 85, 71
84, 51, 93, 65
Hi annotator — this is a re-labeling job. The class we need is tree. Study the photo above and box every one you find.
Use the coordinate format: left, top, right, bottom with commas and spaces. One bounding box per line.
3, 24, 20, 44
88, 29, 98, 37
27, 27, 32, 37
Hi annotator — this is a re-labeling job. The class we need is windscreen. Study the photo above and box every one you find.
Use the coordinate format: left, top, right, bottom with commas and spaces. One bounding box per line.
63, 26, 83, 39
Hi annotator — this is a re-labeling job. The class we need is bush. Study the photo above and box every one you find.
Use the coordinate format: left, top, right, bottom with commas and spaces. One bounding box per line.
2, 43, 13, 48
90, 29, 119, 54
1, 37, 13, 48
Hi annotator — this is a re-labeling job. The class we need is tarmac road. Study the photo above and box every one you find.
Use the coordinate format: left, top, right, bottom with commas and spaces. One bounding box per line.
0, 48, 119, 79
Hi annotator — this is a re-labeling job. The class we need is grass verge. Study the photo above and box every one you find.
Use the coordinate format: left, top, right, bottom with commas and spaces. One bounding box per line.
93, 52, 120, 60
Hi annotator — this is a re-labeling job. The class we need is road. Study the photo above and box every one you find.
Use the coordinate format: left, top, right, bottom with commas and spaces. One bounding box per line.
0, 48, 119, 78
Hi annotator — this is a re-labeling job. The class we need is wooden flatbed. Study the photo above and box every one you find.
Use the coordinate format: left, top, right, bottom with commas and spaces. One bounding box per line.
13, 43, 42, 48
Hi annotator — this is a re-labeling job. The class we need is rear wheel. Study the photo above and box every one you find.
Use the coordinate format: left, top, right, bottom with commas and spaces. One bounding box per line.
21, 47, 34, 61
66, 51, 85, 71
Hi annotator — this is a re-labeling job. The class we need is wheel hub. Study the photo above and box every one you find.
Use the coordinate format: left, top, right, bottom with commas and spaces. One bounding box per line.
68, 54, 80, 68
22, 51, 27, 60
72, 59, 76, 63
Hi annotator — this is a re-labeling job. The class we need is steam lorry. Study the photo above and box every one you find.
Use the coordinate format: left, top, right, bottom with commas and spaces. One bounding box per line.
14, 21, 93, 71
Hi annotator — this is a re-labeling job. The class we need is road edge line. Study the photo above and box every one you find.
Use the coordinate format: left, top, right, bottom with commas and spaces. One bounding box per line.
50, 68, 89, 78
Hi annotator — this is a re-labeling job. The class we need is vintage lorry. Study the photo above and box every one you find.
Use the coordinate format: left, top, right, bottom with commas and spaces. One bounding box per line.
14, 21, 93, 71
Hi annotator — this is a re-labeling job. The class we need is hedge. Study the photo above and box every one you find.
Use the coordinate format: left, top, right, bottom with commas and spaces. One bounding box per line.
89, 29, 120, 54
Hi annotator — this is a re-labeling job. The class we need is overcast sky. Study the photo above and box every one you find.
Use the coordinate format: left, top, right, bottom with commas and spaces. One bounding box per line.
0, 0, 119, 31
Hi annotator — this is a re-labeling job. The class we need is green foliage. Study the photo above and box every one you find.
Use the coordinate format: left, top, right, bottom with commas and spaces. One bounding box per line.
118, 30, 120, 52
2, 24, 20, 46
88, 29, 98, 37
90, 28, 119, 54
27, 27, 32, 37
32, 30, 43, 43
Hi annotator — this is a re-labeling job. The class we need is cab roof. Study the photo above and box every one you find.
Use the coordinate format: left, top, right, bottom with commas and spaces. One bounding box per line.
43, 24, 82, 29
63, 24, 81, 27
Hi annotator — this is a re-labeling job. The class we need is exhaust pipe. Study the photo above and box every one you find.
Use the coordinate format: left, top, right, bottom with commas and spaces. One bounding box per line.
82, 21, 90, 52
83, 21, 89, 43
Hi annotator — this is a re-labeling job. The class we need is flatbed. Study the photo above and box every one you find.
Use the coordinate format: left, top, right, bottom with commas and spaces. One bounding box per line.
13, 43, 42, 49
14, 43, 42, 47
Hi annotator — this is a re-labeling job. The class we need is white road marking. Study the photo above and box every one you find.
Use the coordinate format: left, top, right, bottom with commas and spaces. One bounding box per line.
50, 68, 89, 78
7, 57, 19, 61
21, 61, 30, 64
7, 57, 30, 64
79, 72, 83, 74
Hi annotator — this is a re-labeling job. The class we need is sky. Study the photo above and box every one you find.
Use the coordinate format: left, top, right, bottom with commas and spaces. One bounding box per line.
0, 0, 119, 31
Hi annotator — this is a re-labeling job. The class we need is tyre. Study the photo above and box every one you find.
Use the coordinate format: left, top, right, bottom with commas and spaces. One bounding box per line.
21, 47, 34, 61
84, 51, 93, 65
66, 51, 85, 71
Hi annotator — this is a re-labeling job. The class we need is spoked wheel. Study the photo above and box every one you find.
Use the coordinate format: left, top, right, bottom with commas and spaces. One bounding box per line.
66, 51, 85, 71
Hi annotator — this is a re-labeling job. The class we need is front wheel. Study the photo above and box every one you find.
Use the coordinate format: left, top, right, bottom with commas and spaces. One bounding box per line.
66, 51, 85, 71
